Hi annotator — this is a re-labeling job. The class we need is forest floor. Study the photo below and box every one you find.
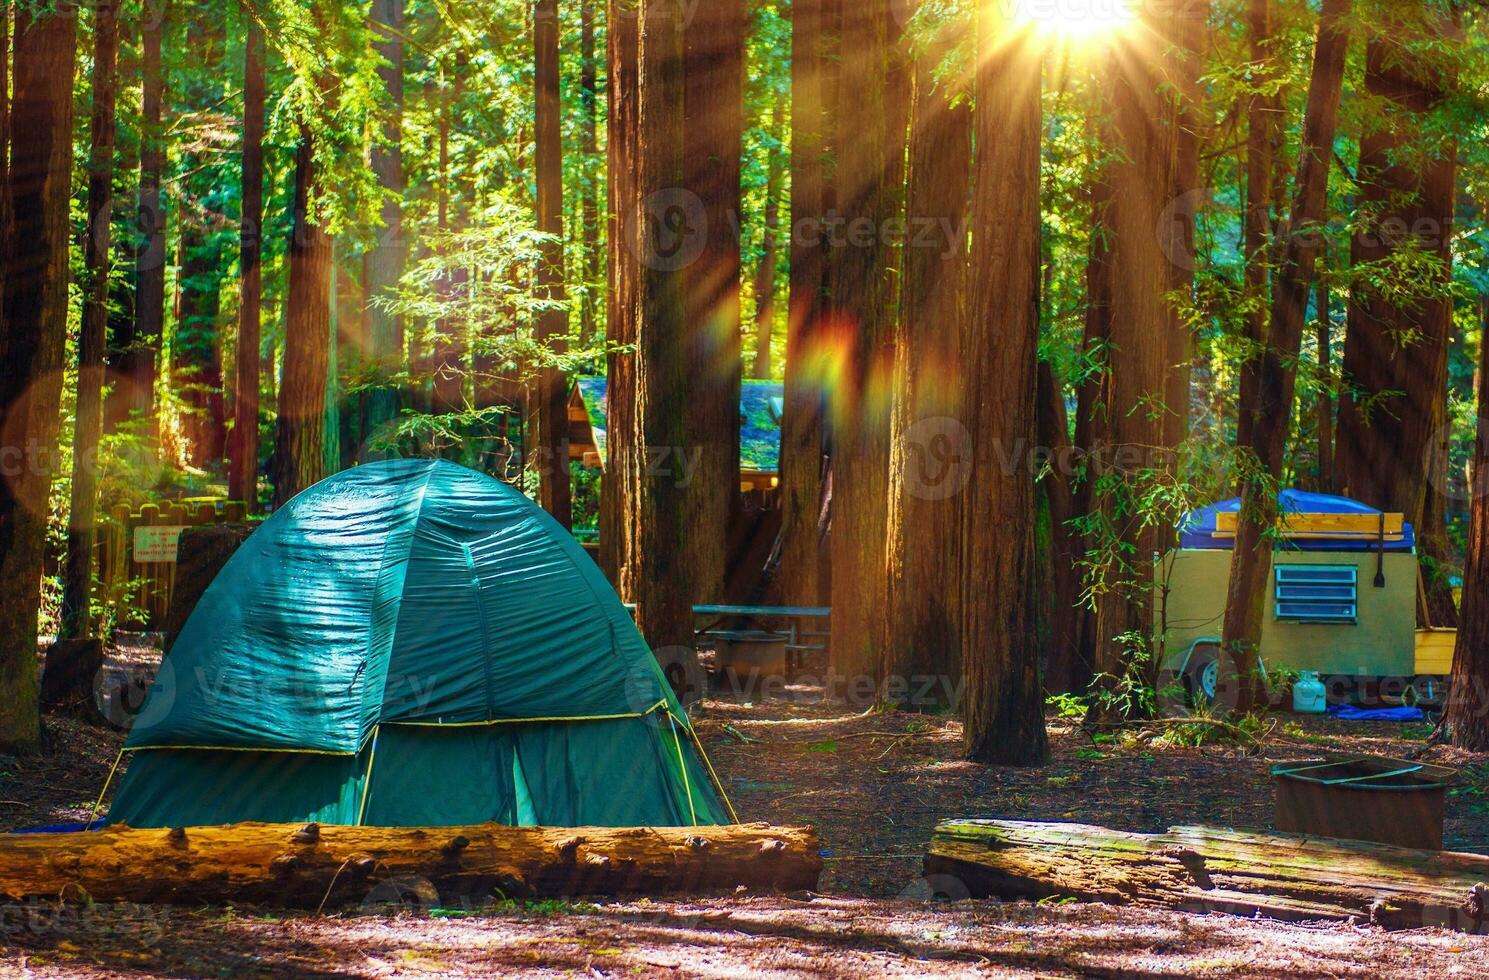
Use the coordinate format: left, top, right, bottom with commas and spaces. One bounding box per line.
4, 641, 1489, 977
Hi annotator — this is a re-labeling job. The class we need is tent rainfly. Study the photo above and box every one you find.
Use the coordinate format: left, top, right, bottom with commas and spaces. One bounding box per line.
108, 458, 733, 828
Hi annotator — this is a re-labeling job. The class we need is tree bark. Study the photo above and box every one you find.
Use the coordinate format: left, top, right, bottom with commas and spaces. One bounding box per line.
113, 0, 166, 434
1448, 296, 1489, 751
827, 0, 896, 697
750, 102, 785, 380
229, 15, 265, 507
601, 0, 641, 598
174, 18, 227, 467
579, 0, 600, 344
1084, 0, 1207, 717
925, 819, 1489, 932
535, 0, 572, 528
681, 0, 744, 605
1335, 15, 1461, 628
0, 5, 77, 753
271, 131, 332, 509
1235, 0, 1280, 461
959, 12, 1047, 765
364, 0, 404, 452
60, 0, 121, 640
778, 0, 836, 610
883, 0, 969, 712
633, 0, 696, 674
0, 821, 822, 908
1221, 0, 1352, 715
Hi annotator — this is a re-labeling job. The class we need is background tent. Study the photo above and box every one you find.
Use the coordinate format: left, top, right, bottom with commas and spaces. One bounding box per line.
108, 459, 732, 828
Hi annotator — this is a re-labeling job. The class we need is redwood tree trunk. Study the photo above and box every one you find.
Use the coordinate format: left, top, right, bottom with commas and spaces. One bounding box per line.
1086, 3, 1191, 717
1334, 16, 1460, 628
884, 0, 969, 711
229, 16, 265, 506
535, 0, 571, 528
114, 1, 166, 434
579, 0, 600, 344
959, 12, 1048, 765
633, 0, 695, 667
1448, 314, 1489, 751
601, 0, 641, 598
271, 132, 332, 508
682, 0, 744, 605
174, 19, 227, 466
750, 102, 785, 380
827, 0, 896, 697
0, 6, 77, 752
1235, 0, 1280, 461
1221, 0, 1352, 715
778, 0, 836, 610
364, 0, 404, 450
60, 0, 121, 640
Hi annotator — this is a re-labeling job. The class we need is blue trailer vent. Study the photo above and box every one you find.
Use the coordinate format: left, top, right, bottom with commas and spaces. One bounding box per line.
1274, 565, 1358, 623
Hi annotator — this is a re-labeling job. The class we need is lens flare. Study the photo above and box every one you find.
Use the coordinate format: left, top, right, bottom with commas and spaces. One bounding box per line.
1013, 0, 1136, 41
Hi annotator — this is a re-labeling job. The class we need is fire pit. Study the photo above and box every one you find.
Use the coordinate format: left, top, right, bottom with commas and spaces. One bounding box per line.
1272, 755, 1457, 851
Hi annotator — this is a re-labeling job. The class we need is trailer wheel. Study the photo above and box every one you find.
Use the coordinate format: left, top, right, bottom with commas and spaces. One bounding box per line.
1183, 646, 1221, 706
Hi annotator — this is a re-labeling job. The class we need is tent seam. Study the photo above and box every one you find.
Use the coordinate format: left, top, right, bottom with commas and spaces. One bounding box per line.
363, 461, 444, 740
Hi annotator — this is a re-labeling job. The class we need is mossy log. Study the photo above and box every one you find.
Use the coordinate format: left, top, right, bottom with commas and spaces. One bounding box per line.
0, 821, 821, 908
925, 819, 1489, 932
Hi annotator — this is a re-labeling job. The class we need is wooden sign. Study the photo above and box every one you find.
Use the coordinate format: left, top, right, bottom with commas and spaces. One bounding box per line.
1213, 511, 1405, 541
133, 525, 186, 564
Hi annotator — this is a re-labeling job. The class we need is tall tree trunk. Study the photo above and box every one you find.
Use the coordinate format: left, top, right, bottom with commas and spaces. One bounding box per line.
535, 0, 572, 528
1334, 15, 1460, 628
601, 0, 641, 597
1221, 0, 1352, 715
1448, 304, 1489, 751
827, 0, 896, 697
1160, 0, 1209, 451
682, 0, 743, 605
174, 18, 227, 466
883, 0, 969, 711
60, 0, 121, 640
1086, 2, 1195, 717
0, 5, 76, 753
579, 0, 600, 344
116, 0, 166, 435
1315, 277, 1334, 488
961, 11, 1047, 766
230, 16, 265, 507
364, 0, 404, 451
633, 0, 696, 668
779, 0, 836, 610
271, 132, 332, 508
1235, 0, 1280, 461
750, 102, 785, 380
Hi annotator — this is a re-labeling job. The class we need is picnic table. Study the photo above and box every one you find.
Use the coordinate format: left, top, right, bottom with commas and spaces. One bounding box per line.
624, 603, 832, 670
691, 605, 831, 670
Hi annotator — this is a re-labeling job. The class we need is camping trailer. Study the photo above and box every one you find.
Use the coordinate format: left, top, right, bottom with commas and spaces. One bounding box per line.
1158, 491, 1453, 705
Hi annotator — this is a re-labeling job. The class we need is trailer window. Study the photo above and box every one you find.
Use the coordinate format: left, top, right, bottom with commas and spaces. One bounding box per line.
1274, 565, 1357, 623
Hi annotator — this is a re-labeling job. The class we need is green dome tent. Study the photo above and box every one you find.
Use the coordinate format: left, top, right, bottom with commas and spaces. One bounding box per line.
108, 459, 733, 829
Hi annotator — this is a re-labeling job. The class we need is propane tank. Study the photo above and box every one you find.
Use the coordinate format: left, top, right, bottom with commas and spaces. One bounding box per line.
1293, 671, 1327, 715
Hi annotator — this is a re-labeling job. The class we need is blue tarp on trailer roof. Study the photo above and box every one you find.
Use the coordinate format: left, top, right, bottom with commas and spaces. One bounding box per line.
1179, 490, 1416, 552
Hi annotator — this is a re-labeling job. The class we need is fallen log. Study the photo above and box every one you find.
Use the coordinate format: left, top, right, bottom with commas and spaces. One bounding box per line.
0, 821, 821, 908
924, 819, 1489, 933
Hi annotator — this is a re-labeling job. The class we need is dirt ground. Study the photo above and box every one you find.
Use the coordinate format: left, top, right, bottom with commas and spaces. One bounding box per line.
5, 643, 1489, 978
